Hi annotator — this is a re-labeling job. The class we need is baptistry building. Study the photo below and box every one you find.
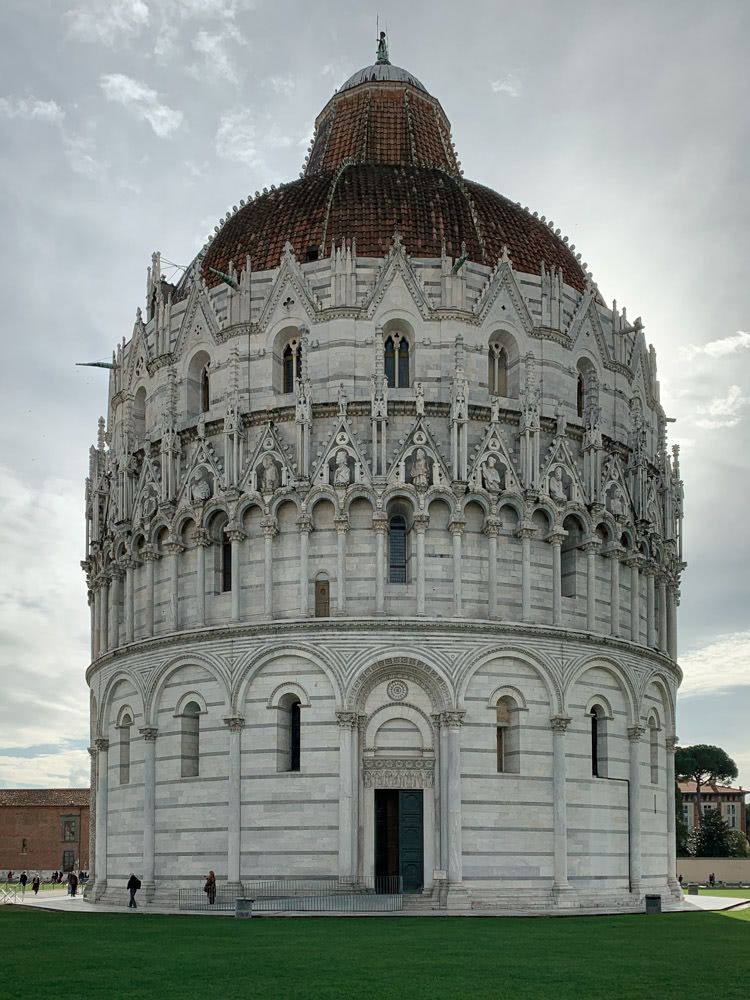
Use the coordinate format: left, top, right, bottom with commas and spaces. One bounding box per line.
83, 40, 685, 912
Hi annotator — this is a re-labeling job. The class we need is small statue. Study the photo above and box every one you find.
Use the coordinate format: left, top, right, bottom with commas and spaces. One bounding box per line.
338, 382, 347, 418
481, 455, 503, 494
190, 473, 211, 504
549, 466, 568, 504
196, 413, 206, 440
410, 448, 430, 491
141, 489, 157, 521
260, 454, 279, 493
333, 449, 351, 488
554, 400, 567, 438
608, 488, 624, 518
376, 30, 389, 64
490, 396, 501, 424
415, 382, 425, 417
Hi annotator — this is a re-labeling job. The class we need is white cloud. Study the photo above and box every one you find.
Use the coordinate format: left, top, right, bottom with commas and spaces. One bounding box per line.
0, 97, 65, 123
264, 75, 295, 95
681, 330, 750, 361
0, 747, 90, 789
694, 384, 749, 429
679, 631, 750, 696
188, 25, 244, 84
491, 73, 522, 98
67, 0, 149, 46
62, 133, 103, 178
215, 108, 260, 165
100, 73, 183, 137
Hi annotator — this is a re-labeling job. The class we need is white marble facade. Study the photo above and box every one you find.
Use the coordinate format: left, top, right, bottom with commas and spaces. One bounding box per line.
83, 65, 684, 913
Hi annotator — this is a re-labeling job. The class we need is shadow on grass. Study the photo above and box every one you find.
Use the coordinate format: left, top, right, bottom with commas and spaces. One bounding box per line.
1, 908, 748, 999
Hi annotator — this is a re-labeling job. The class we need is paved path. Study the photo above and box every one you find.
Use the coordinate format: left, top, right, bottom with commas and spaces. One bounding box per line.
681, 893, 750, 911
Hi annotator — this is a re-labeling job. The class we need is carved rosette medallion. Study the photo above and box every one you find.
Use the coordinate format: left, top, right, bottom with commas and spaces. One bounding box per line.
387, 679, 408, 702
363, 758, 434, 789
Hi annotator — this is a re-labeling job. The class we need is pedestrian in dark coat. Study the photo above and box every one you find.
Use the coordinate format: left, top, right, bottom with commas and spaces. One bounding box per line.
69, 872, 79, 897
32, 876, 40, 895
127, 873, 141, 908
204, 870, 217, 905
19, 871, 28, 895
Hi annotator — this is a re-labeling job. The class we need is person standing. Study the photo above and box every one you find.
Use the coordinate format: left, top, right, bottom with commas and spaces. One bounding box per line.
32, 876, 40, 895
69, 871, 79, 897
204, 870, 216, 905
127, 873, 141, 908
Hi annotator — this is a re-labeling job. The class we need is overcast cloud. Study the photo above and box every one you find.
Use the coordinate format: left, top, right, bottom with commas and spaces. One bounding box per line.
0, 0, 748, 788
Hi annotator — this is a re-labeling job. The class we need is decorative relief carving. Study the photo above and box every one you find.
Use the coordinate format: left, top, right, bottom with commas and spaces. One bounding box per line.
363, 757, 434, 788
386, 680, 408, 702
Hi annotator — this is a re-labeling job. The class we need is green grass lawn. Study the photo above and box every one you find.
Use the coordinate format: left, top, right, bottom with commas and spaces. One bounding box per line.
697, 888, 750, 898
1, 908, 749, 999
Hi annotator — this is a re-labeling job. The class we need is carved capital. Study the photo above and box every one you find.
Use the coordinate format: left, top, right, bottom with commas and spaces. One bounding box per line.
261, 518, 278, 539
546, 531, 567, 547
296, 516, 313, 534
334, 516, 350, 533
550, 714, 572, 734
414, 513, 430, 533
373, 514, 389, 534
94, 737, 110, 753
516, 522, 535, 540
140, 546, 161, 563
87, 746, 97, 759
224, 715, 245, 733
165, 539, 185, 555
483, 517, 501, 538
665, 736, 679, 754
624, 555, 643, 570
605, 544, 625, 560
193, 528, 212, 548
225, 526, 247, 544
441, 710, 465, 728
335, 711, 358, 729
627, 725, 646, 743
139, 727, 159, 742
581, 540, 601, 555
448, 518, 466, 537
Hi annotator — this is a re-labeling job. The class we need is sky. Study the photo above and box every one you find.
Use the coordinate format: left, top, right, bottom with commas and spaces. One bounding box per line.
0, 0, 748, 790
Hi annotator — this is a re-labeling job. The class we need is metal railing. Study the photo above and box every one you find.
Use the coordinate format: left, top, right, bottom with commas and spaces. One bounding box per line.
0, 886, 18, 904
178, 875, 403, 913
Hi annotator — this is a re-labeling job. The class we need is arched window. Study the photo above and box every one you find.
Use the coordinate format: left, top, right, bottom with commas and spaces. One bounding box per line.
133, 387, 146, 443
495, 696, 520, 773
277, 694, 302, 772
576, 359, 599, 422
488, 344, 508, 396
282, 339, 302, 394
590, 704, 607, 777
181, 701, 201, 778
221, 536, 232, 593
388, 514, 407, 583
649, 717, 659, 784
315, 578, 330, 617
200, 365, 210, 413
119, 713, 132, 784
384, 334, 410, 388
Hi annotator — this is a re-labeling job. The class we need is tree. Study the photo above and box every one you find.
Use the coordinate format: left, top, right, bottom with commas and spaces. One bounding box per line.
693, 807, 732, 857
727, 829, 749, 858
675, 782, 690, 856
674, 744, 738, 820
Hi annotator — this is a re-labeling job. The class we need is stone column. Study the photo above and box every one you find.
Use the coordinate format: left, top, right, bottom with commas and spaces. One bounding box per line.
109, 567, 123, 649
627, 725, 645, 896
415, 514, 430, 617
626, 557, 641, 643
645, 564, 656, 648
667, 585, 678, 660
517, 524, 535, 622
658, 575, 668, 653
608, 545, 623, 637
86, 745, 97, 894
583, 540, 599, 632
665, 736, 679, 891
99, 575, 109, 655
194, 529, 210, 627
224, 716, 244, 887
93, 585, 101, 659
483, 518, 500, 619
139, 726, 158, 900
142, 548, 160, 638
336, 712, 357, 878
449, 519, 466, 618
334, 516, 349, 615
226, 527, 246, 623
548, 531, 566, 626
297, 516, 312, 616
165, 540, 184, 632
438, 718, 448, 872
94, 737, 109, 897
124, 559, 136, 644
442, 711, 467, 899
262, 519, 277, 619
373, 514, 387, 615
550, 715, 572, 896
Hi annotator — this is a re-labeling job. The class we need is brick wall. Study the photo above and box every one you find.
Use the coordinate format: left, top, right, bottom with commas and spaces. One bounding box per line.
0, 804, 90, 873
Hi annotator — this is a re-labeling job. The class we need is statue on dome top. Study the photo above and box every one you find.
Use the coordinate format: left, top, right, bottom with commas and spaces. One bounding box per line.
376, 31, 389, 65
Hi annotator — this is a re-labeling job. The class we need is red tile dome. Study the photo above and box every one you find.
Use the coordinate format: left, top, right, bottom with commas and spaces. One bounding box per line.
200, 63, 587, 292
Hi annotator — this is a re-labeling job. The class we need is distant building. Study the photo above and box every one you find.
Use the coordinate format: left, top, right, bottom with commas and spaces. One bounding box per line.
0, 789, 90, 873
679, 781, 748, 839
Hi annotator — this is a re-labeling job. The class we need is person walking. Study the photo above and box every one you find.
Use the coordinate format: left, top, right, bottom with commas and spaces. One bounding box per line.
204, 870, 217, 905
32, 876, 40, 895
19, 871, 28, 897
127, 873, 141, 908
69, 871, 79, 897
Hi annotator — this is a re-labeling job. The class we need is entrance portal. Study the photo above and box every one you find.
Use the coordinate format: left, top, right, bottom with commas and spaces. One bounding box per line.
374, 789, 424, 893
